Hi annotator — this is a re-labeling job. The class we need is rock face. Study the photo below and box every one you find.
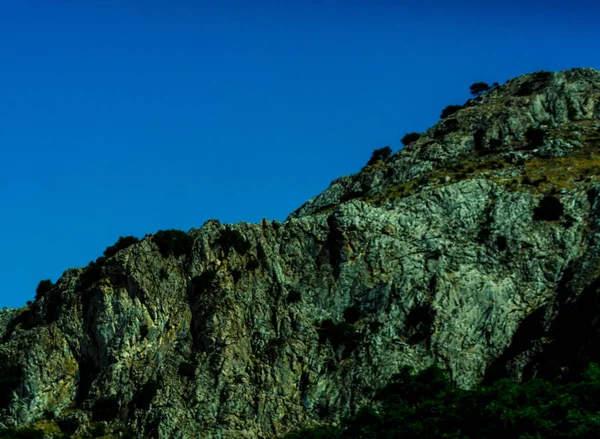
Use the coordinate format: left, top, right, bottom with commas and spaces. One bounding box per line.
1, 68, 599, 438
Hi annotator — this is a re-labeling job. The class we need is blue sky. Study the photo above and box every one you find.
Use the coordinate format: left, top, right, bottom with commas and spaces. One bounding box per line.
1, 0, 599, 308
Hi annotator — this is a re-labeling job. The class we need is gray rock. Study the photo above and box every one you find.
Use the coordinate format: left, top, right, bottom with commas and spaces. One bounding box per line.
1, 68, 600, 438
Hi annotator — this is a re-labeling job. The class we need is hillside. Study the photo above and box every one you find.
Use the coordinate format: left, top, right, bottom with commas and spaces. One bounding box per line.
1, 68, 599, 438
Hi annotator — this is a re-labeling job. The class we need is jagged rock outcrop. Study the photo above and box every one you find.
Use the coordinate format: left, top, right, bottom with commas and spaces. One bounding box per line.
1, 68, 599, 438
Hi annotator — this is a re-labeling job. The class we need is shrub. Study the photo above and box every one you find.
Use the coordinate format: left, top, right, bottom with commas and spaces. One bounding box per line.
496, 236, 507, 251
79, 257, 106, 289
516, 71, 553, 96
433, 118, 459, 137
131, 379, 158, 411
152, 229, 191, 258
91, 397, 120, 422
178, 361, 195, 378
217, 229, 251, 255
470, 82, 491, 96
231, 269, 242, 283
525, 126, 546, 149
56, 416, 81, 435
316, 319, 364, 355
287, 291, 302, 304
440, 104, 462, 119
343, 306, 362, 324
246, 257, 260, 271
400, 132, 421, 146
103, 236, 140, 258
35, 279, 54, 300
191, 270, 217, 295
0, 355, 22, 409
366, 146, 393, 166
534, 195, 564, 221
0, 427, 45, 439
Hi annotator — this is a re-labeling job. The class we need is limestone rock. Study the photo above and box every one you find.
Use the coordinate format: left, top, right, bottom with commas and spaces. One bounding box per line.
1, 68, 599, 438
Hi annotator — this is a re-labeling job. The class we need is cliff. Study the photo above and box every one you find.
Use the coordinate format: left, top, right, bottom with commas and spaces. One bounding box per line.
1, 68, 599, 438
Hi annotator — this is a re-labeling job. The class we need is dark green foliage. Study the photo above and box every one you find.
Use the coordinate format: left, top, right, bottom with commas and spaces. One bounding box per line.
534, 195, 564, 221
140, 324, 149, 339
231, 269, 242, 283
217, 229, 251, 255
366, 146, 393, 166
440, 105, 462, 119
152, 229, 191, 258
496, 236, 507, 251
0, 354, 22, 409
56, 416, 80, 435
317, 319, 364, 356
525, 126, 546, 148
35, 279, 54, 300
473, 128, 485, 151
131, 379, 158, 410
159, 267, 169, 280
78, 256, 108, 290
405, 304, 435, 345
25, 300, 32, 306
470, 82, 490, 96
246, 257, 260, 271
103, 235, 140, 258
285, 361, 600, 439
489, 137, 503, 148
191, 270, 217, 295
433, 118, 459, 137
516, 71, 553, 96
91, 423, 107, 437
284, 425, 344, 439
343, 306, 361, 324
0, 427, 45, 439
369, 320, 383, 333
401, 132, 421, 146
91, 397, 120, 422
287, 291, 302, 304
178, 361, 195, 378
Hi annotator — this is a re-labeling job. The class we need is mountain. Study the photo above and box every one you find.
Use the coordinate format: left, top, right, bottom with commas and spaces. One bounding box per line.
1, 68, 599, 438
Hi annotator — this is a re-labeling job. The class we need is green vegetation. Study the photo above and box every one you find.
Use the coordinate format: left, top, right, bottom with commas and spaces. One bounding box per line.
534, 195, 564, 221
0, 427, 45, 438
366, 146, 392, 166
91, 396, 120, 422
217, 228, 251, 255
343, 306, 362, 324
285, 362, 600, 439
34, 279, 54, 300
103, 235, 140, 258
516, 71, 553, 97
525, 126, 547, 149
440, 105, 462, 119
131, 379, 158, 411
316, 319, 364, 357
246, 257, 260, 270
178, 361, 195, 378
401, 132, 421, 147
287, 291, 302, 304
79, 257, 106, 290
0, 355, 22, 410
152, 229, 192, 258
191, 270, 217, 295
470, 82, 491, 97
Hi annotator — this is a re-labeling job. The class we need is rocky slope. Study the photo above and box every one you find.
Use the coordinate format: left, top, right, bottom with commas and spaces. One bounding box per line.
1, 68, 599, 438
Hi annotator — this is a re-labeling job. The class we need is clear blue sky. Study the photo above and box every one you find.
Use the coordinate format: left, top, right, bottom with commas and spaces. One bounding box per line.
1, 0, 599, 308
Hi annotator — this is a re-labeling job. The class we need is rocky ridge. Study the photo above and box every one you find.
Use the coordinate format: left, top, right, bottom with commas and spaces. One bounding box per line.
1, 68, 599, 438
